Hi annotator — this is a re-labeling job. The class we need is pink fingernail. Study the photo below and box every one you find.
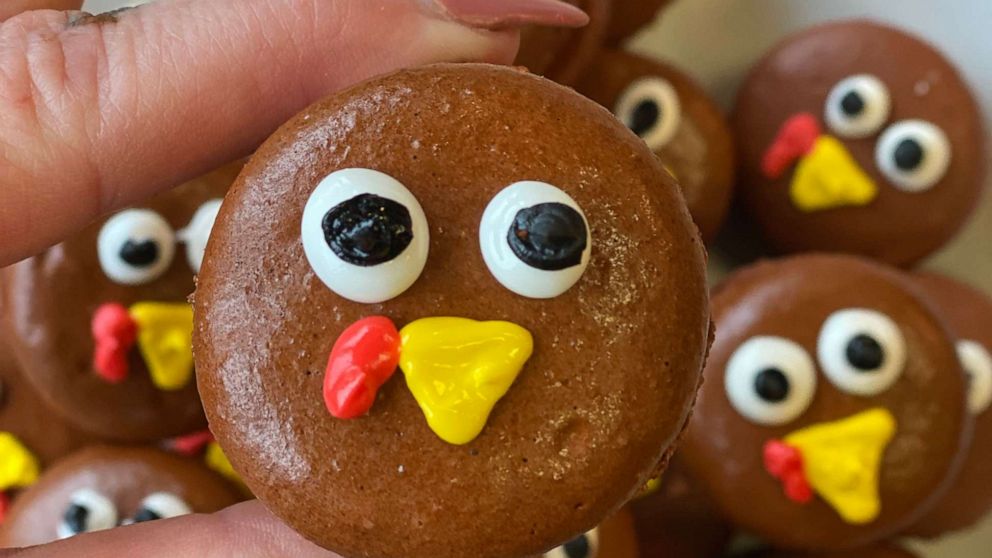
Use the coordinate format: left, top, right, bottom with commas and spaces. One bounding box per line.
429, 0, 589, 30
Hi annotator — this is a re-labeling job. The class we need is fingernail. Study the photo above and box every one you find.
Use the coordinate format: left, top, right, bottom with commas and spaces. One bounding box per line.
428, 0, 589, 30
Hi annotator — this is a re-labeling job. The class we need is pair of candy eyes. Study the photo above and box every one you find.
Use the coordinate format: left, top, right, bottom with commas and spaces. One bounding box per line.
824, 74, 952, 192
56, 489, 191, 539
301, 169, 593, 304
727, 308, 992, 426
97, 201, 223, 285
544, 528, 599, 558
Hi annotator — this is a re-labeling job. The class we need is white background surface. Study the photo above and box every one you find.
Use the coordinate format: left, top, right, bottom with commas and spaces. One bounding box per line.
79, 1, 992, 555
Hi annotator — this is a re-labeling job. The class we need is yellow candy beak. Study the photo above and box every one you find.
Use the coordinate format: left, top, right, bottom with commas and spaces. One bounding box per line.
129, 302, 195, 391
0, 432, 40, 491
791, 136, 878, 212
785, 408, 896, 524
398, 317, 534, 445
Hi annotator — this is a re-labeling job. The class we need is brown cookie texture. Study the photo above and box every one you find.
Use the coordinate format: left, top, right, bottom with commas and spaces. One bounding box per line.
629, 457, 731, 558
755, 542, 920, 558
733, 21, 986, 267
194, 63, 710, 558
517, 0, 610, 85
604, 0, 673, 45
681, 254, 968, 551
1, 162, 242, 442
0, 446, 242, 547
577, 49, 735, 242
905, 272, 992, 537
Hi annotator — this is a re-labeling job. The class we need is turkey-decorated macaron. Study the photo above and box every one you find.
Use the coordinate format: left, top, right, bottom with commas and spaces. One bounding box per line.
1, 162, 241, 442
577, 50, 735, 242
604, 0, 673, 45
681, 254, 968, 551
542, 509, 639, 558
752, 542, 920, 558
734, 21, 986, 267
630, 457, 731, 558
906, 272, 992, 537
194, 63, 710, 558
0, 446, 242, 547
517, 0, 610, 85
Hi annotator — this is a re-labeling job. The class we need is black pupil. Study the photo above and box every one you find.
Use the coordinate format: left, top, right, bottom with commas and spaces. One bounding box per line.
508, 203, 588, 271
119, 240, 159, 267
322, 194, 414, 267
628, 99, 660, 137
132, 507, 162, 523
846, 334, 885, 371
893, 139, 924, 171
63, 504, 89, 534
840, 91, 865, 116
562, 534, 591, 558
754, 368, 790, 403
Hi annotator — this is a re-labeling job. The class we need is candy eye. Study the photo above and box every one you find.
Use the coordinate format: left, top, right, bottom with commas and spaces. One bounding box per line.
824, 75, 891, 139
957, 340, 992, 415
177, 199, 223, 273
301, 168, 430, 304
818, 309, 906, 396
544, 528, 599, 558
480, 181, 591, 299
725, 336, 817, 425
875, 120, 951, 192
57, 489, 118, 539
97, 209, 176, 285
132, 492, 192, 523
613, 76, 682, 151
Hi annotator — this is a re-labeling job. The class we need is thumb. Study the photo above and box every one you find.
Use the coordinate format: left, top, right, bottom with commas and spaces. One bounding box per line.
1, 500, 340, 557
0, 0, 587, 264
0, 0, 82, 22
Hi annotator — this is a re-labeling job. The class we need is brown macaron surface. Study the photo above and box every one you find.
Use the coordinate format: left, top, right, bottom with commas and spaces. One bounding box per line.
194, 63, 710, 558
0, 446, 242, 547
604, 0, 673, 45
577, 49, 735, 242
906, 272, 992, 536
734, 21, 985, 267
1, 163, 241, 442
682, 254, 968, 551
517, 0, 610, 85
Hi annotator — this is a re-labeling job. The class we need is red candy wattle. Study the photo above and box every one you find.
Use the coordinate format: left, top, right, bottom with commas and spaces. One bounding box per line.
166, 429, 216, 456
761, 112, 821, 179
91, 303, 138, 384
763, 439, 813, 504
323, 316, 401, 419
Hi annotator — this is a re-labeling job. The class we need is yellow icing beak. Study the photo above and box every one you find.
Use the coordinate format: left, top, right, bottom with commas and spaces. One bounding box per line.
129, 302, 195, 391
791, 136, 878, 212
0, 433, 40, 491
785, 408, 896, 524
398, 317, 534, 445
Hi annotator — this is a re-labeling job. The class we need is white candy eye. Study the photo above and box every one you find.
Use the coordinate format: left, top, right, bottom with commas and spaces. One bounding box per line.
824, 75, 891, 139
301, 168, 430, 304
131, 492, 192, 523
544, 528, 599, 558
875, 120, 952, 192
957, 340, 992, 415
57, 489, 118, 539
818, 309, 906, 396
480, 181, 591, 299
177, 199, 223, 273
613, 77, 682, 151
725, 336, 817, 426
97, 209, 176, 285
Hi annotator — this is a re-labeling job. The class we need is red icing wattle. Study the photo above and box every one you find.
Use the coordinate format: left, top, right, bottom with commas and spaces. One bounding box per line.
165, 429, 215, 456
323, 316, 401, 419
761, 112, 821, 179
91, 303, 138, 384
763, 439, 813, 504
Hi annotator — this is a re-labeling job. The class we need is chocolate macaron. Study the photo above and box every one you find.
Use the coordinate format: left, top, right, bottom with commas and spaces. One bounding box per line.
733, 21, 986, 267
1, 163, 241, 442
577, 49, 735, 242
194, 64, 710, 558
682, 254, 968, 551
604, 0, 673, 45
517, 0, 610, 85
